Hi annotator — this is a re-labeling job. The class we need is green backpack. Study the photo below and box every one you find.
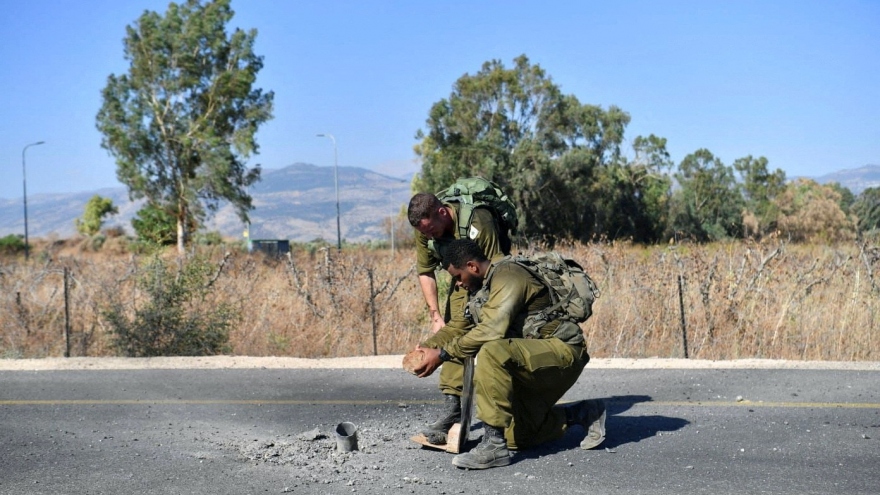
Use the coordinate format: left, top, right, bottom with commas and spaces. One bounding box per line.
510, 252, 600, 340
435, 177, 519, 240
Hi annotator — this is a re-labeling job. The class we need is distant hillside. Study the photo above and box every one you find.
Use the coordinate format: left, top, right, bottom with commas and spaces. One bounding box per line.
3, 163, 877, 243
0, 163, 413, 243
815, 164, 880, 195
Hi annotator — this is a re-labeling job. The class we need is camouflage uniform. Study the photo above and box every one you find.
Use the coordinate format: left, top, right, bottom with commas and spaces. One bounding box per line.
425, 258, 590, 450
416, 204, 509, 397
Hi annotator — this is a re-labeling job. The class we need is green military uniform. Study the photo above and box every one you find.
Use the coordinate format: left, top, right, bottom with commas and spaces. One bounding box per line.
426, 257, 590, 450
416, 204, 509, 396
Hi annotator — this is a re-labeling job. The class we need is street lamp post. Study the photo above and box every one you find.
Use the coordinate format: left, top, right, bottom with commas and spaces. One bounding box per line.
316, 133, 341, 250
22, 141, 45, 261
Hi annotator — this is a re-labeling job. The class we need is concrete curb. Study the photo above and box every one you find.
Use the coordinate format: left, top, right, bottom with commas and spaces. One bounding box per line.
1, 356, 879, 371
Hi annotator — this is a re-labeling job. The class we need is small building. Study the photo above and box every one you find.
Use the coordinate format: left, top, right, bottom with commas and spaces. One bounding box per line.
248, 239, 290, 257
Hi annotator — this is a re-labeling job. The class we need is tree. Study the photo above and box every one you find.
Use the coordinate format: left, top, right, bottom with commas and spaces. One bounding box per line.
414, 55, 566, 194
131, 203, 180, 246
826, 182, 856, 213
733, 155, 786, 238
669, 149, 744, 241
851, 186, 880, 234
96, 0, 273, 254
774, 178, 856, 243
600, 135, 674, 243
414, 55, 631, 242
75, 195, 119, 236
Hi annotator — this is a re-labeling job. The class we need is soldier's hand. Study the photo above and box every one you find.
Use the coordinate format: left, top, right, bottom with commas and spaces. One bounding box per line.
430, 317, 445, 334
414, 345, 442, 378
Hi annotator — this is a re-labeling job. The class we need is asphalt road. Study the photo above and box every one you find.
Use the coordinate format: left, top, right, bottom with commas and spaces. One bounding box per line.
1, 361, 878, 495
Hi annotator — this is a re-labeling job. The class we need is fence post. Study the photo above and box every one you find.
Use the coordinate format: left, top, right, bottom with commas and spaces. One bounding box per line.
64, 267, 71, 358
674, 254, 689, 359
368, 268, 378, 356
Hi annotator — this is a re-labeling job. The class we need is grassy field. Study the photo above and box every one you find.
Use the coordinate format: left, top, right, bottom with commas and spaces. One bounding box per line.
1, 238, 877, 361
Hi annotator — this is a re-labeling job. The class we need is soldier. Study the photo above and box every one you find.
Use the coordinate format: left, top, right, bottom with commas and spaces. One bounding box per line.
413, 239, 606, 470
407, 192, 510, 332
407, 192, 511, 442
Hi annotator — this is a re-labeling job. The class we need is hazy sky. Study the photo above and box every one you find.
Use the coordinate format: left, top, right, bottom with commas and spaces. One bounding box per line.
1, 0, 878, 200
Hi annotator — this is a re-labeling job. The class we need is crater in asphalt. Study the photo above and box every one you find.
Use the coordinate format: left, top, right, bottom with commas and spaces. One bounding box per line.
210, 409, 479, 490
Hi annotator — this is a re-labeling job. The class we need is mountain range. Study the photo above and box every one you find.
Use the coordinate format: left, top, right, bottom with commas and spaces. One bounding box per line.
1, 163, 877, 243
0, 163, 413, 243
813, 165, 880, 195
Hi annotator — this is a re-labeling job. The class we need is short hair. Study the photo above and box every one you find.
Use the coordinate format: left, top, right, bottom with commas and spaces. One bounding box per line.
407, 193, 443, 227
444, 239, 488, 269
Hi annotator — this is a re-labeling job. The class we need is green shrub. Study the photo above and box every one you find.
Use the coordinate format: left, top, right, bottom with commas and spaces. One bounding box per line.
87, 234, 107, 251
76, 195, 118, 236
131, 203, 178, 245
103, 255, 237, 357
195, 230, 224, 246
0, 234, 25, 255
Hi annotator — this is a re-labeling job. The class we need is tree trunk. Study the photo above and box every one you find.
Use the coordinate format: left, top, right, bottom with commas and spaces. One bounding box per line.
177, 201, 187, 255
177, 219, 185, 255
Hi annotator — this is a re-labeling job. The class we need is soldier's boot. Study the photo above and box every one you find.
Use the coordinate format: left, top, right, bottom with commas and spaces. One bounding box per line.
419, 394, 461, 445
563, 398, 607, 449
451, 425, 510, 470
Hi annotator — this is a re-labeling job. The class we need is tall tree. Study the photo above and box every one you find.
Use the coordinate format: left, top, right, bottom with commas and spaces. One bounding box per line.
414, 55, 630, 242
848, 186, 880, 234
414, 55, 564, 191
599, 134, 674, 243
96, 0, 273, 254
826, 182, 856, 213
733, 155, 786, 238
669, 149, 744, 241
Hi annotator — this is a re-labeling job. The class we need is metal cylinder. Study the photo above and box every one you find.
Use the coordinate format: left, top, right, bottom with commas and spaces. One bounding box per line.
334, 422, 359, 452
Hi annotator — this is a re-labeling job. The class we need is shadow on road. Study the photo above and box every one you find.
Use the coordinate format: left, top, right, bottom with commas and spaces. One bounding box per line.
603, 394, 690, 448
511, 394, 690, 463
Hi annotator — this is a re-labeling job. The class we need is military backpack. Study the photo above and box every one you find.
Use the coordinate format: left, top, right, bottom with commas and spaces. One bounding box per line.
511, 252, 600, 340
435, 176, 519, 240
465, 251, 600, 343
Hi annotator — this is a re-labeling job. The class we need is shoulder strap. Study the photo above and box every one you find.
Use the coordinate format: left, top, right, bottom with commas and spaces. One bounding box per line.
466, 257, 508, 325
457, 203, 476, 238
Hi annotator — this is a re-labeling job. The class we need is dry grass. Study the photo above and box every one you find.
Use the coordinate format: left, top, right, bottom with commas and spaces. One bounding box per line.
1, 238, 877, 360
575, 240, 879, 360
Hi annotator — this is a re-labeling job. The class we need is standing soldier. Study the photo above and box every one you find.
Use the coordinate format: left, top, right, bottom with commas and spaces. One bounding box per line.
407, 180, 513, 444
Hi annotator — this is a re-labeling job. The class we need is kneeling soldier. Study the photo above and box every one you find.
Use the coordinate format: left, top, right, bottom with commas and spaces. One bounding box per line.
413, 239, 606, 469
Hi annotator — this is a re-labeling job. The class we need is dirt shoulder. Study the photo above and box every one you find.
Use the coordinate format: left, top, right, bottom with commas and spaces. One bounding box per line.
1, 355, 878, 371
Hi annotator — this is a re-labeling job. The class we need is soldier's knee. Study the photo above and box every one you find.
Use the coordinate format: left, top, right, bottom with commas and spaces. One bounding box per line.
477, 340, 513, 369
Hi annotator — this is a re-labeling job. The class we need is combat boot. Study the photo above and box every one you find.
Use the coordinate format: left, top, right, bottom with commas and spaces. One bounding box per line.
420, 394, 461, 444
563, 398, 607, 449
451, 425, 510, 469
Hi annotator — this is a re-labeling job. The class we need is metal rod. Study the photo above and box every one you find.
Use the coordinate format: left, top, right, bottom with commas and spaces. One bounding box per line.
317, 133, 341, 250
21, 141, 45, 261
